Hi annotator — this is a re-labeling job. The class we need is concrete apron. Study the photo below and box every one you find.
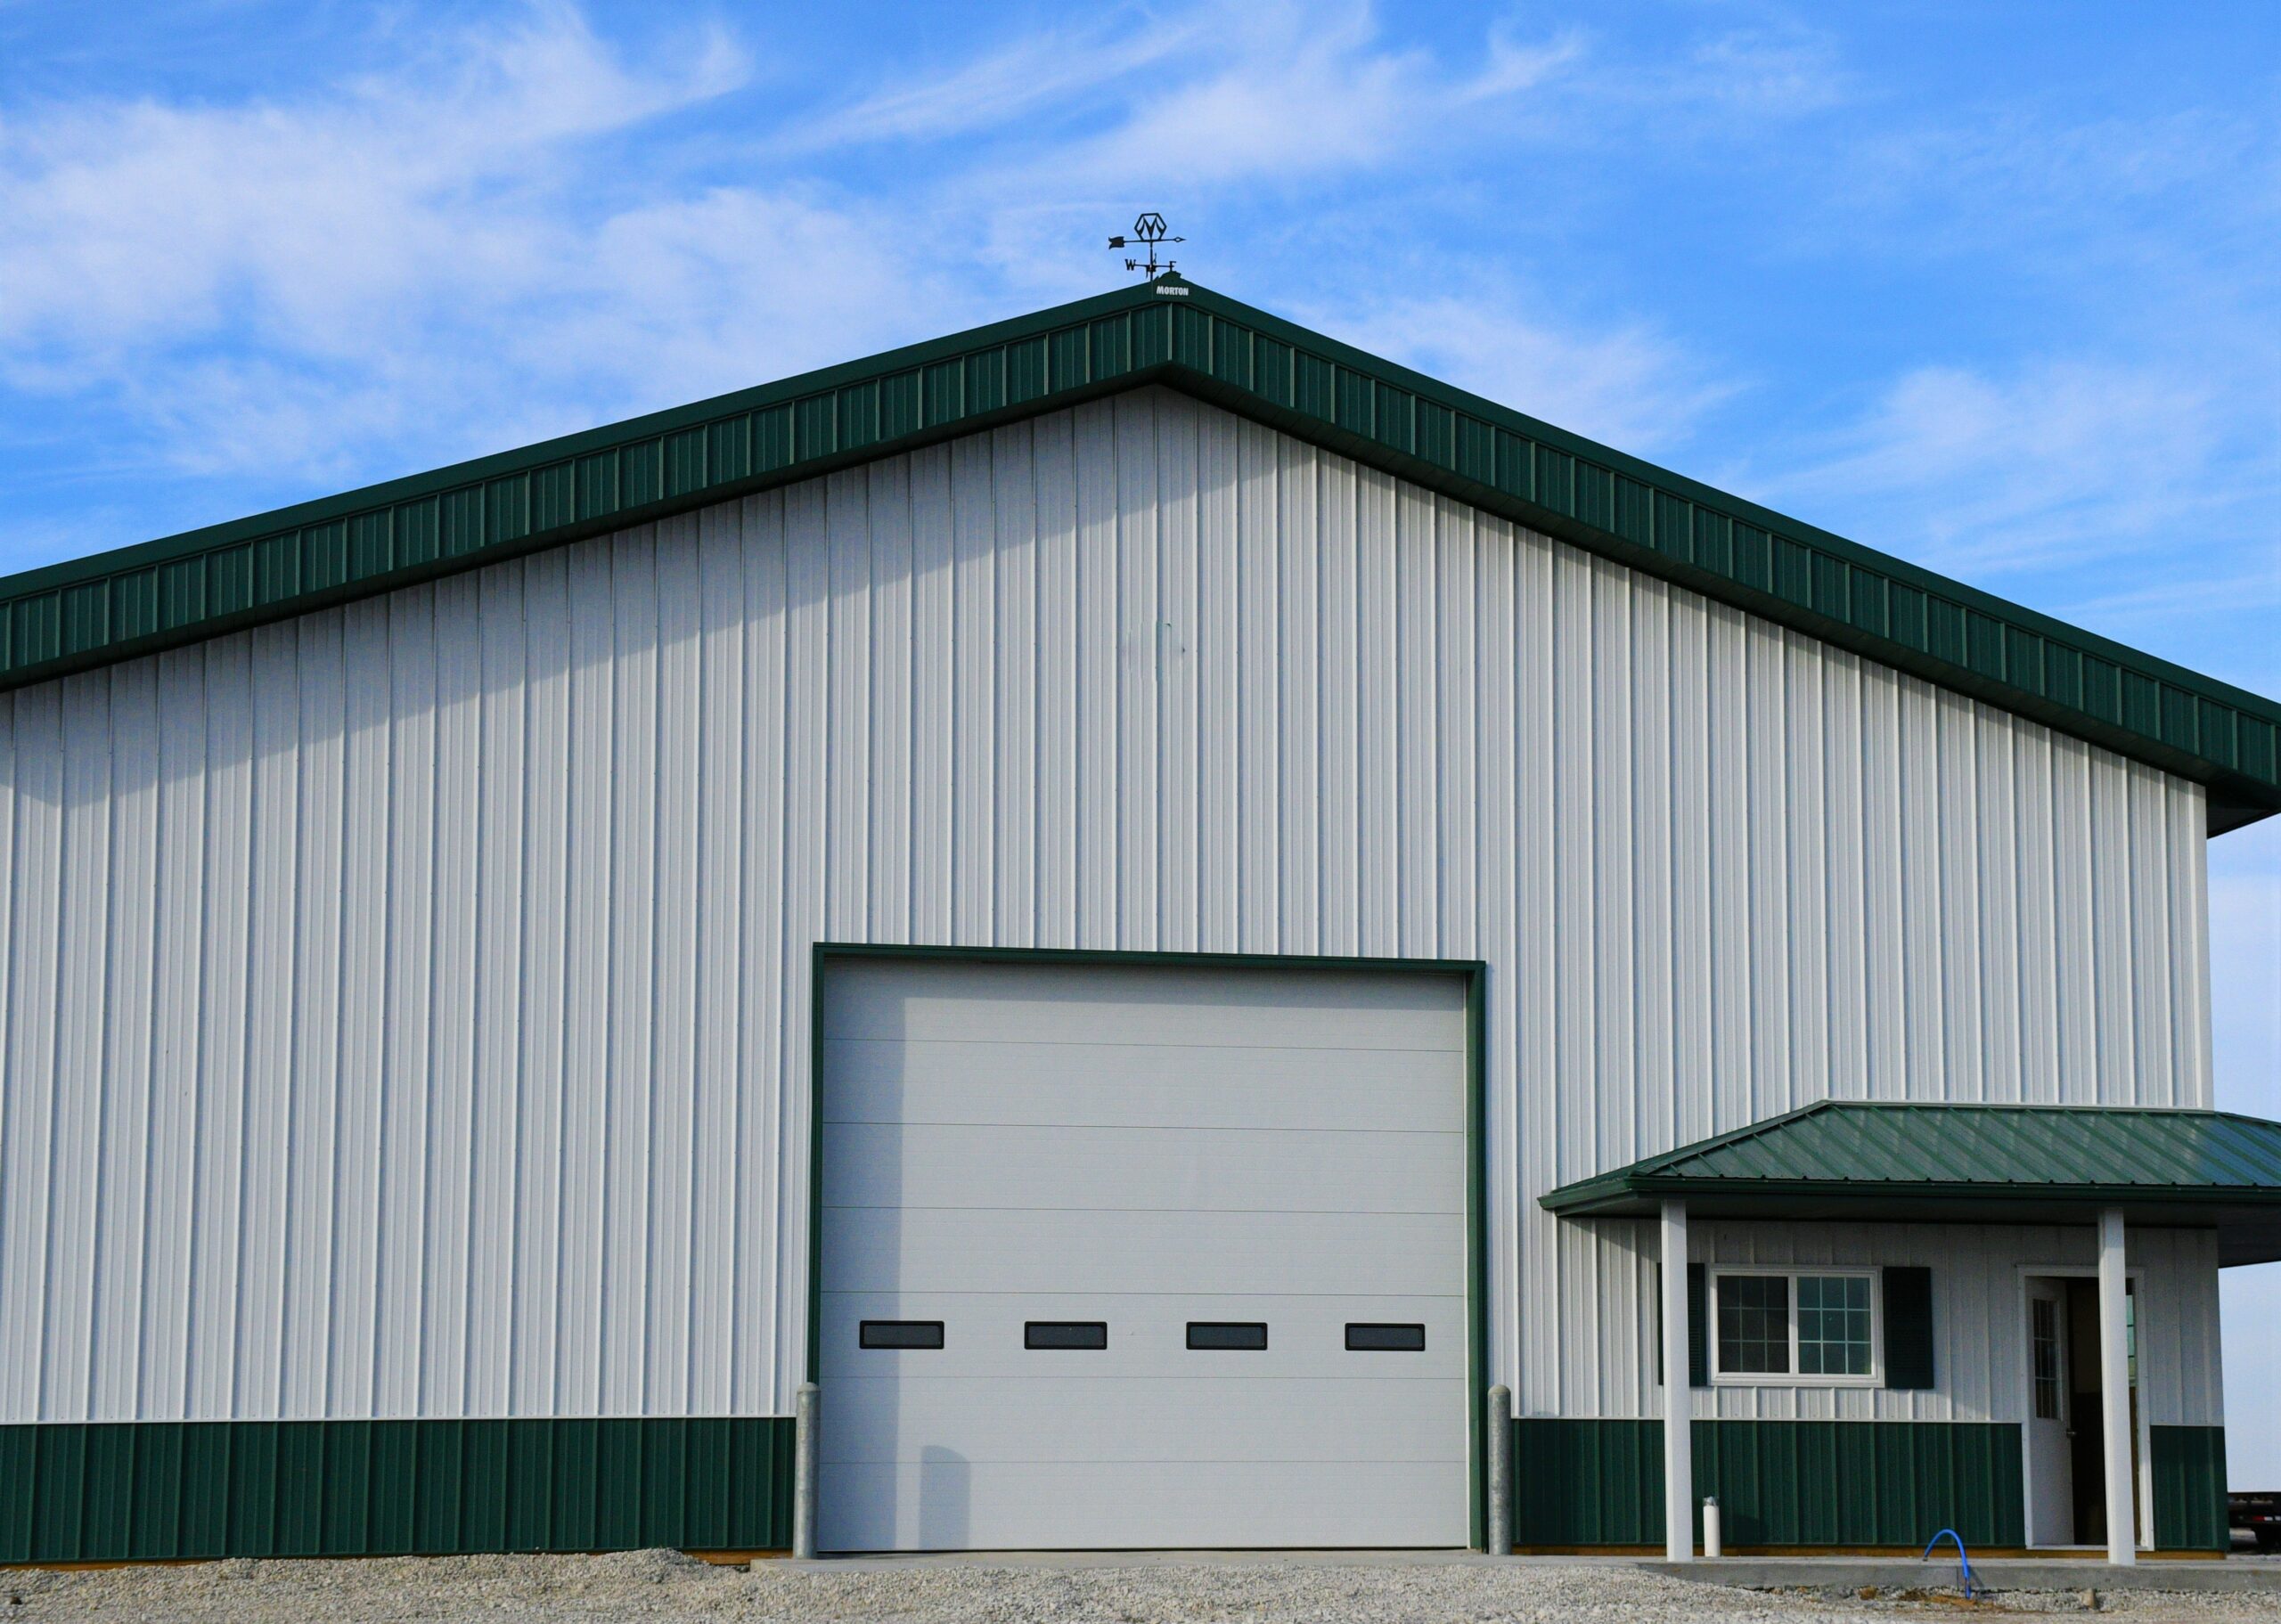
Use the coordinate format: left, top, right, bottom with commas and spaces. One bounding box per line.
780, 1551, 2280, 1592
1643, 1557, 2281, 1595
783, 1551, 1587, 1571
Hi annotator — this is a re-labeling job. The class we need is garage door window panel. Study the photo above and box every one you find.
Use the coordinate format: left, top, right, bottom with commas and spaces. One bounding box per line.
860, 1320, 945, 1350
1345, 1323, 1427, 1351
1026, 1321, 1109, 1351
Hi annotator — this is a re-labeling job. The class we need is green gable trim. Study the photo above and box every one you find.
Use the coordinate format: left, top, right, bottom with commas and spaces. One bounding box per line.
1542, 1102, 2281, 1264
0, 1417, 793, 1564
2150, 1426, 2229, 1553
4, 277, 2275, 828
1511, 1418, 2024, 1550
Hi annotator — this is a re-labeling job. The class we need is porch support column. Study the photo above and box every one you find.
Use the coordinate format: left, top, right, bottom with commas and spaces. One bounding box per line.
2097, 1208, 2135, 1566
1661, 1198, 1693, 1562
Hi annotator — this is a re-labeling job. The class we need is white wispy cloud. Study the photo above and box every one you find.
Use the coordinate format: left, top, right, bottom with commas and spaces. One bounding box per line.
1682, 29, 1853, 117
0, 4, 970, 487
1025, 5, 1586, 190
0, 5, 746, 359
1729, 348, 2279, 699
790, 11, 1214, 149
2052, 567, 2281, 666
1760, 358, 2229, 572
1721, 89, 2280, 690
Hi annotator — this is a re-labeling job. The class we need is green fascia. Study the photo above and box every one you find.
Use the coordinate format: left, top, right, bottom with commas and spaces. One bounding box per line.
4, 276, 2276, 828
0, 1417, 795, 1564
1557, 1178, 2281, 1212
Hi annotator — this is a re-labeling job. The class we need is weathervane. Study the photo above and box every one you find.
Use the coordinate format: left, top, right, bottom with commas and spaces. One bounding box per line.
1108, 213, 1184, 279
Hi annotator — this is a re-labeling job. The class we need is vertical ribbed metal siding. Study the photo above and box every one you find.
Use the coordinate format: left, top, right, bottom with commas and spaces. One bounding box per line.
0, 1417, 794, 1562
1682, 1221, 2221, 1426
2149, 1425, 2229, 1551
0, 387, 2212, 1426
1510, 1418, 2025, 1549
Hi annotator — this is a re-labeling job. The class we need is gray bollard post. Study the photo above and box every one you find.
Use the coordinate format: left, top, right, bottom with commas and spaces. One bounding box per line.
1486, 1384, 1513, 1556
793, 1382, 819, 1559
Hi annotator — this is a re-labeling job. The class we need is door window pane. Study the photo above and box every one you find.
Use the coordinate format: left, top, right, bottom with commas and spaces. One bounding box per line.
1796, 1275, 1873, 1376
1716, 1275, 1790, 1375
2032, 1298, 2061, 1419
2125, 1283, 2138, 1387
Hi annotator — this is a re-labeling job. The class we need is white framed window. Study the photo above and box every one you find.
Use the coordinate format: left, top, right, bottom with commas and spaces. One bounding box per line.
1710, 1268, 1881, 1386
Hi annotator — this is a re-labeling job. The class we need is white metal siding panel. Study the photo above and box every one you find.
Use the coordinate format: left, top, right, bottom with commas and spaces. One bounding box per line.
1691, 1221, 2223, 1427
689, 507, 746, 1417
91, 662, 156, 1422
0, 386, 2217, 1424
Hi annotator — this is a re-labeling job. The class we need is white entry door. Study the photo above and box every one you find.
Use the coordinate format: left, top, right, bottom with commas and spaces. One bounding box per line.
815, 957, 1471, 1551
2026, 1277, 2075, 1546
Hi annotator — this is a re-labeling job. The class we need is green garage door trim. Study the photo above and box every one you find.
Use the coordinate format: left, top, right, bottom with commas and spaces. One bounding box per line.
2150, 1426, 2229, 1553
0, 1418, 794, 1565
0, 278, 2273, 829
1513, 1419, 2024, 1550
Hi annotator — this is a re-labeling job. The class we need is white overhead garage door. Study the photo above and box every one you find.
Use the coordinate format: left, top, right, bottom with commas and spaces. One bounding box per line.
815, 956, 1471, 1551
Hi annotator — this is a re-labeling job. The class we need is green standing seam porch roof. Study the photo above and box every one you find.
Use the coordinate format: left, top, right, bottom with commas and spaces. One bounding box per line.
4, 276, 2277, 828
1541, 1100, 2281, 1265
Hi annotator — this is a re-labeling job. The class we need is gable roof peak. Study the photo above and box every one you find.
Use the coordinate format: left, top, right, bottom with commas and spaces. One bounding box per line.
5, 279, 2276, 827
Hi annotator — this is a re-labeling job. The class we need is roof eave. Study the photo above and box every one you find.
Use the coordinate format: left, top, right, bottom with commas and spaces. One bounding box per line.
1548, 1173, 2281, 1208
1541, 1172, 2281, 1264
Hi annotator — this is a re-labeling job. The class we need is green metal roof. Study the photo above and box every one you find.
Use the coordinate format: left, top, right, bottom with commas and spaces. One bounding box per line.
1541, 1101, 2281, 1264
6, 275, 2278, 828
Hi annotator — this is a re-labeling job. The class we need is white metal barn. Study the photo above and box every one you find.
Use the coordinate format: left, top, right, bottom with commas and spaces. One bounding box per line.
1, 278, 2277, 1563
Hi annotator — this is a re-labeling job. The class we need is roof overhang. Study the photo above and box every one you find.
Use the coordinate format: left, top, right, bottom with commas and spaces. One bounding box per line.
1541, 1103, 2281, 1266
3, 277, 2275, 826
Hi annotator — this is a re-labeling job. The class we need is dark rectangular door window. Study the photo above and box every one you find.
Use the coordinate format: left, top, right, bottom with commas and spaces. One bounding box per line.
1025, 1321, 1108, 1351
1186, 1321, 1268, 1351
860, 1320, 945, 1350
1345, 1322, 1427, 1351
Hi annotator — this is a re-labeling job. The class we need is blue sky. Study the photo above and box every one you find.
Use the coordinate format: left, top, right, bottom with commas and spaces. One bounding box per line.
2, 1, 2276, 1478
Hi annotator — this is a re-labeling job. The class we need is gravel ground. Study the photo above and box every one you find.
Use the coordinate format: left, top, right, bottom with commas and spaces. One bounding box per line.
4, 1551, 2279, 1624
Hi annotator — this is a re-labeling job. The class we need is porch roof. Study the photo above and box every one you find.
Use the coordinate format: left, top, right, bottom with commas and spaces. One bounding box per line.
1539, 1101, 2281, 1265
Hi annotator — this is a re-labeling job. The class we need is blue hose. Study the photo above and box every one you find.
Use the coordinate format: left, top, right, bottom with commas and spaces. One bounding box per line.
1921, 1528, 1988, 1599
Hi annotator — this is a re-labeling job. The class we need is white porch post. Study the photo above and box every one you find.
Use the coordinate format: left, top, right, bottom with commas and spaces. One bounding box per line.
1661, 1198, 1694, 1562
2097, 1208, 2135, 1566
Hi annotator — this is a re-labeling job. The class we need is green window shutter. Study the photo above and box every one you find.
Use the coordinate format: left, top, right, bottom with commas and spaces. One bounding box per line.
1656, 1266, 1712, 1387
1688, 1265, 1707, 1387
1884, 1266, 1935, 1390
